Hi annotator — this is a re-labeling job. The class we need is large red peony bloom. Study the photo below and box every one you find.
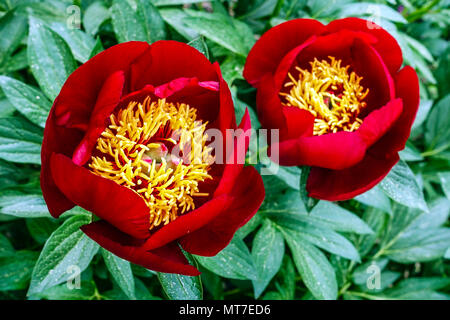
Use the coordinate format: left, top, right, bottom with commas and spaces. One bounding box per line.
41, 41, 265, 276
243, 18, 420, 201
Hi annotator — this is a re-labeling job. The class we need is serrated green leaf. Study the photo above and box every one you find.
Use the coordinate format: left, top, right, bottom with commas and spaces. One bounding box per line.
380, 160, 428, 211
283, 230, 337, 300
252, 220, 284, 298
196, 236, 257, 280
102, 248, 136, 300
28, 215, 99, 295
0, 76, 51, 127
0, 117, 43, 164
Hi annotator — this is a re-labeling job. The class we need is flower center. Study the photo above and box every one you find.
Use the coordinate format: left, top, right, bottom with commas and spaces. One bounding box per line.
88, 97, 214, 230
280, 56, 369, 136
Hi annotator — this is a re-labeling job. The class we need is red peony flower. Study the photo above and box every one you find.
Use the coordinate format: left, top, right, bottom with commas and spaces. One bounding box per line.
243, 18, 420, 201
41, 41, 265, 276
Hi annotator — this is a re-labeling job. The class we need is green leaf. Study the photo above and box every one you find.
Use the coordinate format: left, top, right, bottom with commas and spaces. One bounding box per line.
37, 281, 95, 300
47, 21, 95, 63
153, 0, 205, 5
102, 248, 136, 300
356, 209, 387, 257
221, 55, 244, 85
299, 166, 319, 212
183, 12, 251, 56
157, 253, 202, 300
28, 215, 99, 296
425, 94, 450, 155
26, 218, 59, 244
399, 143, 424, 162
236, 213, 262, 239
385, 227, 450, 263
159, 8, 198, 40
438, 172, 450, 200
338, 3, 407, 23
0, 250, 39, 291
252, 220, 285, 298
27, 16, 77, 101
187, 36, 209, 59
110, 0, 147, 43
355, 185, 392, 215
0, 10, 27, 66
385, 277, 450, 299
136, 0, 167, 43
89, 37, 104, 59
0, 194, 50, 218
0, 117, 43, 164
0, 76, 51, 127
310, 201, 374, 235
196, 236, 257, 280
272, 211, 360, 261
379, 160, 428, 212
283, 230, 337, 300
83, 1, 110, 36
352, 258, 389, 286
0, 233, 14, 258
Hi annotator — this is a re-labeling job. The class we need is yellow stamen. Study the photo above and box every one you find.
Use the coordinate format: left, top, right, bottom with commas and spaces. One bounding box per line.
280, 56, 369, 135
88, 97, 214, 230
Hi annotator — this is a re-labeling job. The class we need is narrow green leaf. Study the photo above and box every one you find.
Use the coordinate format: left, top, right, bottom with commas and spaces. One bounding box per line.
102, 248, 136, 300
252, 220, 285, 298
157, 253, 202, 300
300, 166, 319, 212
283, 230, 337, 300
0, 117, 43, 164
0, 76, 51, 127
110, 0, 147, 43
83, 1, 110, 36
28, 16, 77, 100
0, 194, 50, 218
136, 0, 166, 43
196, 236, 257, 280
28, 215, 99, 295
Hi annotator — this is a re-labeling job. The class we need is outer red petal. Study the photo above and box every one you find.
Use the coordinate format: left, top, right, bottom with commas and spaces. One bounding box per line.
370, 66, 420, 157
51, 153, 150, 239
325, 17, 403, 74
306, 153, 399, 201
180, 166, 265, 256
81, 221, 200, 276
244, 19, 326, 87
72, 70, 125, 166
129, 40, 218, 91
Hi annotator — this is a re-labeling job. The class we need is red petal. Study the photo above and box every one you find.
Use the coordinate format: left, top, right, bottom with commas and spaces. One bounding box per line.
142, 195, 230, 251
81, 221, 199, 276
307, 153, 399, 201
244, 19, 326, 86
41, 110, 83, 217
370, 66, 420, 157
72, 70, 125, 166
129, 40, 218, 91
273, 131, 367, 169
180, 166, 265, 256
326, 17, 403, 74
50, 153, 150, 239
281, 106, 314, 140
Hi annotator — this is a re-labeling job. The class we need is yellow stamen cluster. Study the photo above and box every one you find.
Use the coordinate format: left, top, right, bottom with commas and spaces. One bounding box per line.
89, 97, 214, 230
281, 56, 369, 135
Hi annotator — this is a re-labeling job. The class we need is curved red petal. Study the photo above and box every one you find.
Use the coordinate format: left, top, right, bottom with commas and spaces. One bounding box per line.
307, 153, 399, 201
180, 166, 265, 256
81, 221, 199, 276
326, 17, 403, 74
244, 19, 326, 86
370, 66, 420, 157
72, 70, 125, 166
129, 40, 218, 91
51, 153, 150, 239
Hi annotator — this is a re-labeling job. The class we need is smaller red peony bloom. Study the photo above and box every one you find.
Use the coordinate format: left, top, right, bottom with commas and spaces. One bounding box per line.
41, 41, 265, 275
243, 18, 420, 201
